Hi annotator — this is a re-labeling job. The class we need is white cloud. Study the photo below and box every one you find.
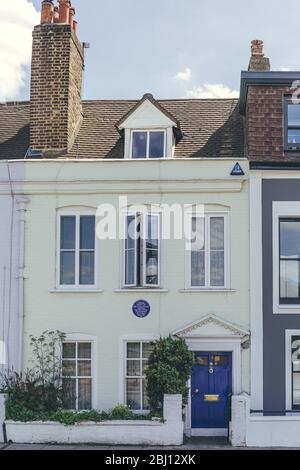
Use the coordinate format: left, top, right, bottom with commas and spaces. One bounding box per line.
174, 67, 192, 82
187, 83, 239, 99
0, 0, 39, 101
280, 67, 290, 71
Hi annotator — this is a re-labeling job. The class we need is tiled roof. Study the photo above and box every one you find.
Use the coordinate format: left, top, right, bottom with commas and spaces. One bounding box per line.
0, 98, 244, 160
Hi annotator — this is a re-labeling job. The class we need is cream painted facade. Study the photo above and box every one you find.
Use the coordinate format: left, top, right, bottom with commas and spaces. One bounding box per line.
7, 157, 251, 434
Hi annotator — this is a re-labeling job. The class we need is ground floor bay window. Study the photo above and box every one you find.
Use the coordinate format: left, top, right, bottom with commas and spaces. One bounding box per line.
62, 341, 93, 410
125, 341, 153, 412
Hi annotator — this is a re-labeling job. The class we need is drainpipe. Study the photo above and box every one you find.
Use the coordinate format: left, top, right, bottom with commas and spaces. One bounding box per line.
16, 198, 29, 373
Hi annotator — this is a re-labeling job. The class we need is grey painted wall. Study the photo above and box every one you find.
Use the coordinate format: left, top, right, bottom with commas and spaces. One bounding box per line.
262, 179, 300, 411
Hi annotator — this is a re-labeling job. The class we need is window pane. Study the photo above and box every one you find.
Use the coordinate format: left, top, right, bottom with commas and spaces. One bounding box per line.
214, 355, 229, 366
280, 220, 300, 258
292, 337, 300, 407
125, 249, 135, 285
210, 251, 225, 287
127, 360, 141, 376
191, 217, 205, 251
126, 378, 141, 410
280, 260, 299, 299
126, 215, 136, 250
288, 104, 300, 127
60, 216, 76, 250
63, 343, 76, 359
80, 216, 95, 250
288, 129, 300, 145
78, 361, 91, 377
210, 217, 224, 250
194, 355, 209, 366
146, 249, 158, 285
142, 379, 150, 410
142, 343, 153, 359
127, 343, 140, 358
191, 251, 205, 287
78, 343, 92, 359
79, 252, 95, 285
62, 378, 76, 409
147, 215, 159, 248
60, 251, 75, 285
149, 131, 164, 158
78, 378, 92, 410
62, 360, 76, 377
132, 132, 147, 158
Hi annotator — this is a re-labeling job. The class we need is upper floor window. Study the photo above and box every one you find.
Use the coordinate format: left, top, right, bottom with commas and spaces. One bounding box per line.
58, 213, 96, 288
279, 218, 300, 304
131, 130, 165, 159
286, 99, 300, 150
123, 211, 160, 288
188, 214, 228, 289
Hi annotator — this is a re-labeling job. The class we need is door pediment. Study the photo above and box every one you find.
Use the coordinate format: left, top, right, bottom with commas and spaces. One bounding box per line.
173, 314, 249, 341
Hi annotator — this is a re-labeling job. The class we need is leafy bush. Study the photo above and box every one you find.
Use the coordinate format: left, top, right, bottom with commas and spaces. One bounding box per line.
3, 405, 152, 426
145, 336, 194, 413
1, 331, 66, 418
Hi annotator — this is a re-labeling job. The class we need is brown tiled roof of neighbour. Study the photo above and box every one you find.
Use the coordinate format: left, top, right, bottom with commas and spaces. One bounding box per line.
0, 98, 244, 160
0, 102, 30, 160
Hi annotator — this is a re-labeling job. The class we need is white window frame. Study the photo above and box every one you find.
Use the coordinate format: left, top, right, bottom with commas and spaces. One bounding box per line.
273, 202, 300, 314
56, 210, 98, 290
130, 129, 166, 159
119, 334, 159, 414
61, 333, 97, 411
122, 210, 161, 288
186, 211, 229, 290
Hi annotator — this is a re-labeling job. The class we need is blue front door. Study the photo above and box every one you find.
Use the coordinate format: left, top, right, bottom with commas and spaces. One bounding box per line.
191, 352, 232, 429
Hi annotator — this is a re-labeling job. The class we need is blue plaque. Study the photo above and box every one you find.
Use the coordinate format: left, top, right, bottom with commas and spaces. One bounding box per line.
230, 162, 245, 176
132, 300, 151, 318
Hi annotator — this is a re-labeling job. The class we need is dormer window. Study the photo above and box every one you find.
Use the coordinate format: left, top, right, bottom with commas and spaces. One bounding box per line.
116, 94, 182, 160
286, 99, 300, 150
131, 130, 165, 159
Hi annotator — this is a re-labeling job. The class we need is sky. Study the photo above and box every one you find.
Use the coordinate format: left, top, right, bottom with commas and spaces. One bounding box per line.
0, 0, 299, 102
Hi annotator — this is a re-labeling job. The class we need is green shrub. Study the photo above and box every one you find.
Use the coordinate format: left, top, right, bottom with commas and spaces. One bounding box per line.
145, 336, 194, 414
3, 404, 152, 426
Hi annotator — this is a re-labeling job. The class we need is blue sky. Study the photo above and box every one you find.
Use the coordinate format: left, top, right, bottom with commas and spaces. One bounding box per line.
1, 0, 300, 101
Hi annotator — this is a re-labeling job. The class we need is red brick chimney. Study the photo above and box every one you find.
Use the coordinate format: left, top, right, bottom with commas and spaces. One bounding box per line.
30, 0, 85, 156
248, 39, 271, 71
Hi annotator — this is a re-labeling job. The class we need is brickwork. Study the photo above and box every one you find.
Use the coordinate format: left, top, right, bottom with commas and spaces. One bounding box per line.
30, 23, 84, 155
245, 85, 300, 162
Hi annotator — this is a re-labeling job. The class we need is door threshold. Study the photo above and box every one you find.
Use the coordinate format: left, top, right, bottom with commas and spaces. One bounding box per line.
191, 428, 228, 437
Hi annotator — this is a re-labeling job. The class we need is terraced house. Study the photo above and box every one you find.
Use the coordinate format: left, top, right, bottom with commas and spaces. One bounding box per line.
0, 0, 251, 440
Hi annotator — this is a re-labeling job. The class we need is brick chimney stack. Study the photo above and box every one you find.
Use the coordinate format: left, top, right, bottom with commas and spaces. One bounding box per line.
248, 40, 271, 72
30, 0, 85, 156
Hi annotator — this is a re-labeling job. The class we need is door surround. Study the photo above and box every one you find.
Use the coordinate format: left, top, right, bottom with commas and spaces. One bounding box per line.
173, 314, 249, 437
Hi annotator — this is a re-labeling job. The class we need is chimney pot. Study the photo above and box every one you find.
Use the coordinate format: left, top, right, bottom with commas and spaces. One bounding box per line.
248, 39, 271, 72
58, 0, 71, 24
251, 39, 264, 57
69, 7, 75, 29
41, 0, 54, 24
53, 6, 59, 23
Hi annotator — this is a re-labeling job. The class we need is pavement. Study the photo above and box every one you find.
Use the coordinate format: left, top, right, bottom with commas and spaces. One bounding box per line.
2, 437, 300, 450
0, 437, 237, 451
0, 437, 283, 450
